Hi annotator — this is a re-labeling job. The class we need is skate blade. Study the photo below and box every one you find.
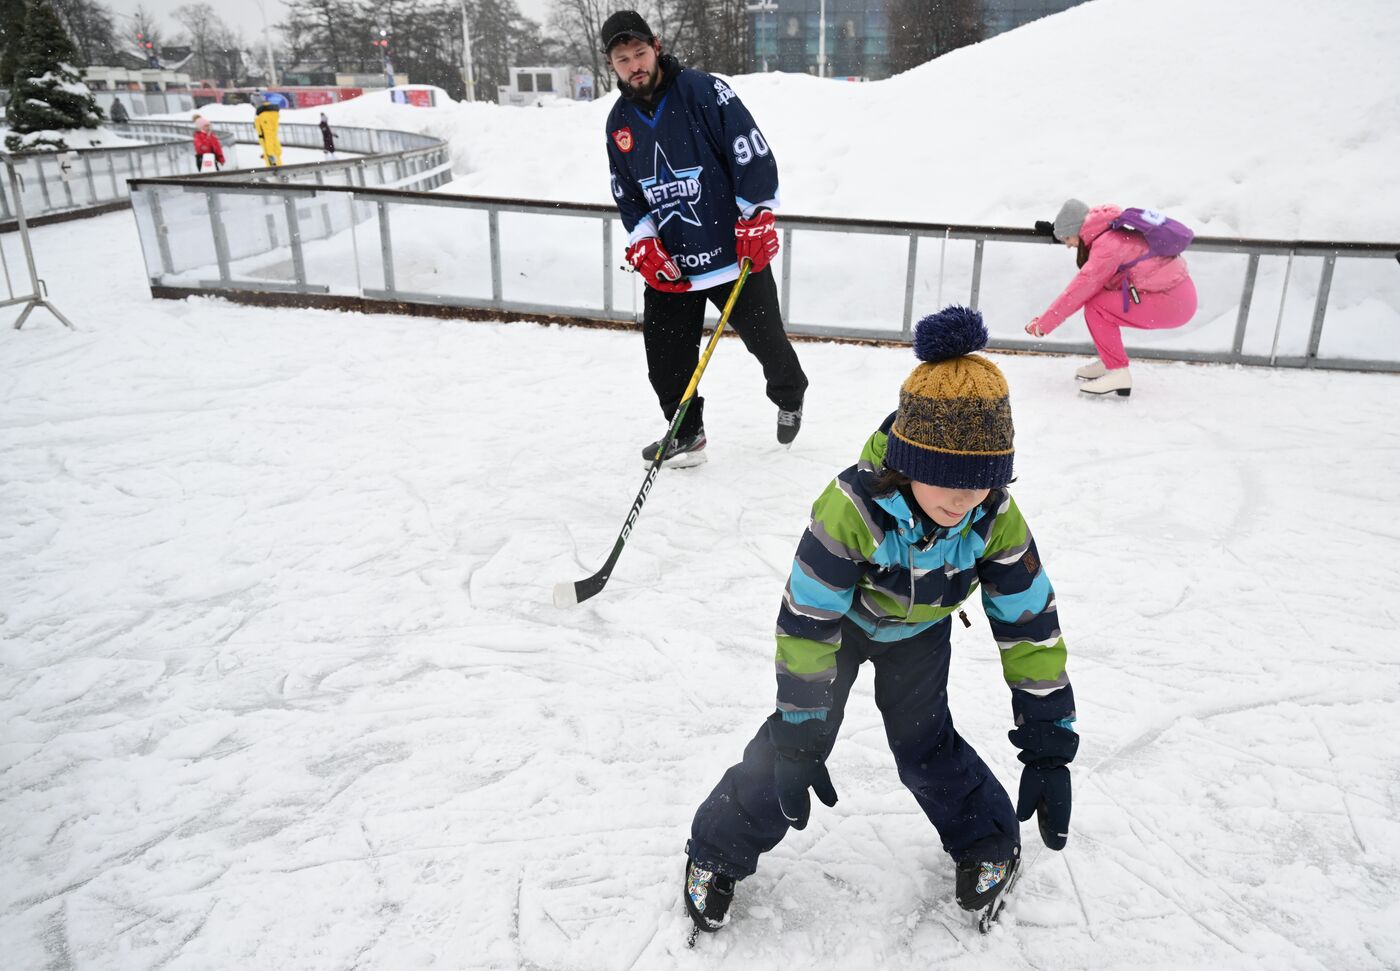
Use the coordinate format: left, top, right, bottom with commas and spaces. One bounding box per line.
646, 451, 708, 470
976, 860, 1023, 933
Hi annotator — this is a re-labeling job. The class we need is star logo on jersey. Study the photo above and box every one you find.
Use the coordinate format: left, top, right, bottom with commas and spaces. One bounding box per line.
638, 143, 704, 229
612, 127, 633, 153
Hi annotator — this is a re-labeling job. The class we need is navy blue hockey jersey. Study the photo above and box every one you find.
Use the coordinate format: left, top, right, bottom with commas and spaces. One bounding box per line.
605, 61, 779, 291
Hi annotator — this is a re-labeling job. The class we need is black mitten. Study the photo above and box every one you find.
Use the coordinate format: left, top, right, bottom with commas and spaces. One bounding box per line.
1008, 721, 1079, 850
769, 717, 838, 830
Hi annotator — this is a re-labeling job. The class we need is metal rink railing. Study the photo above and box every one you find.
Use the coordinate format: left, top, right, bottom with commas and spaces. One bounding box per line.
126, 178, 1400, 373
1, 120, 451, 226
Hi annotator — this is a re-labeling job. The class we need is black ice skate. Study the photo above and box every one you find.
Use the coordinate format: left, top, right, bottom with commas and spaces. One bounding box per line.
776, 405, 803, 446
642, 429, 707, 468
683, 858, 735, 945
955, 845, 1021, 932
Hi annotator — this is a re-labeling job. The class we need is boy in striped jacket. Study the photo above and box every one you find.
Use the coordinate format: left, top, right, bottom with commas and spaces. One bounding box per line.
683, 307, 1079, 935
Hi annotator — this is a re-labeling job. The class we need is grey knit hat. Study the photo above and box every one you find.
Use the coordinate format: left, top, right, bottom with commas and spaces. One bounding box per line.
1052, 198, 1089, 241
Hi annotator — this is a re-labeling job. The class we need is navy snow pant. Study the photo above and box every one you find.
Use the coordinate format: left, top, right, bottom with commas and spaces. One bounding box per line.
687, 619, 1019, 878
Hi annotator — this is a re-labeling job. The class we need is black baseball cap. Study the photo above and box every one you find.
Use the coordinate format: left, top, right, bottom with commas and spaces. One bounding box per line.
600, 10, 655, 53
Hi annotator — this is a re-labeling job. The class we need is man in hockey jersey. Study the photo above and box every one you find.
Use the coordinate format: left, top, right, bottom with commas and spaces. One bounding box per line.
602, 10, 809, 467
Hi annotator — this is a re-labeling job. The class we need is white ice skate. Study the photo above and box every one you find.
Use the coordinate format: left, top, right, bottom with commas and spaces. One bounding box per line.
1078, 367, 1132, 397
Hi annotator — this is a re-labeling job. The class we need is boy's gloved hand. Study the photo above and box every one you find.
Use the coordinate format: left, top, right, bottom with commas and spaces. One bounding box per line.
769, 716, 838, 830
1008, 720, 1079, 850
1034, 219, 1057, 237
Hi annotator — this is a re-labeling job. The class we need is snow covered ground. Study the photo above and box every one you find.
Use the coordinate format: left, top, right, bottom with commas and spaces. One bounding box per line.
2, 199, 1399, 968
5, 0, 1400, 967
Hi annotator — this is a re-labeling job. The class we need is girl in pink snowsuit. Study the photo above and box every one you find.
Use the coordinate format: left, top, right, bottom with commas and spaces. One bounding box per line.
1026, 200, 1197, 396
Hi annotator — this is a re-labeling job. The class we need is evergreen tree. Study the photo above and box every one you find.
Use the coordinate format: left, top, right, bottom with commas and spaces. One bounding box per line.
5, 0, 103, 151
1, 0, 29, 85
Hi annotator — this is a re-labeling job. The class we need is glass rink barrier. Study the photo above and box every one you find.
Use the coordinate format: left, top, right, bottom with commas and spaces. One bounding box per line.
127, 179, 1400, 374
0, 126, 221, 227
1, 120, 450, 228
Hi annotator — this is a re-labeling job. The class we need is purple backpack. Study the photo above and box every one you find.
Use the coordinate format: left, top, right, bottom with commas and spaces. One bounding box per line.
1108, 207, 1194, 310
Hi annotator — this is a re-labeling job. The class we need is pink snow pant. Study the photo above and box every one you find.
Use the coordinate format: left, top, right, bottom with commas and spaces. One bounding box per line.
1084, 278, 1198, 370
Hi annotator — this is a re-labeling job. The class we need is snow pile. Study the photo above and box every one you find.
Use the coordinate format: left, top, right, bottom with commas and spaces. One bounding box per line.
167, 0, 1400, 242
0, 124, 145, 151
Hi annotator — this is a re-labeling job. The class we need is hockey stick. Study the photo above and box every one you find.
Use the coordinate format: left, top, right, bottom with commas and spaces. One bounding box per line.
553, 261, 752, 608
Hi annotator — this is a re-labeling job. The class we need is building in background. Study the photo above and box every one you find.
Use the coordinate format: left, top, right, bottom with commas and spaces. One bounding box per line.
746, 0, 1090, 80
81, 66, 195, 117
751, 0, 890, 80
497, 66, 595, 107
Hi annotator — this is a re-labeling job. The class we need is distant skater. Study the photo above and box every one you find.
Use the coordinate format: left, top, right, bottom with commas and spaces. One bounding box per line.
1026, 199, 1197, 396
319, 112, 336, 158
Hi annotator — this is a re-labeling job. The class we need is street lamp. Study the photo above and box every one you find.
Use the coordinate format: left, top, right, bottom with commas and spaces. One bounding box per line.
374, 29, 395, 88
250, 0, 278, 86
460, 1, 475, 102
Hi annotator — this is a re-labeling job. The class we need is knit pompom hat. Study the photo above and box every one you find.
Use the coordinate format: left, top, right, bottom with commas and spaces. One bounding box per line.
885, 306, 1015, 489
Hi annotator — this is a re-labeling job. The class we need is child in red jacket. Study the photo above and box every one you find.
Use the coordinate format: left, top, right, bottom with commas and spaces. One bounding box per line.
192, 115, 225, 172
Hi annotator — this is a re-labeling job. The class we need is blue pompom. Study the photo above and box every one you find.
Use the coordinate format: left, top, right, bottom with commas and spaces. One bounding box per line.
912, 306, 988, 363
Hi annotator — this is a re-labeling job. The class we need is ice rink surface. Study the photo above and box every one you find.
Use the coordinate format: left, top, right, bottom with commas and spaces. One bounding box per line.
2, 208, 1398, 969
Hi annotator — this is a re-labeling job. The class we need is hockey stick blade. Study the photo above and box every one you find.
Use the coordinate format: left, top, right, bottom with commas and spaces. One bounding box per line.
551, 264, 751, 608
551, 580, 579, 608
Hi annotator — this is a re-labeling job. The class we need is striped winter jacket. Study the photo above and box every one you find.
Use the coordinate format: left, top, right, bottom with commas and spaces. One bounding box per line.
776, 416, 1074, 727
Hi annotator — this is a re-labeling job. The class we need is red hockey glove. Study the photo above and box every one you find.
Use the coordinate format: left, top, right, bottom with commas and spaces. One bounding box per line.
735, 208, 779, 273
626, 237, 690, 293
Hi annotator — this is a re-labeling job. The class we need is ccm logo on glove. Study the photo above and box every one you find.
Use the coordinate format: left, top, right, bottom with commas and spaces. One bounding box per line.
735, 208, 779, 274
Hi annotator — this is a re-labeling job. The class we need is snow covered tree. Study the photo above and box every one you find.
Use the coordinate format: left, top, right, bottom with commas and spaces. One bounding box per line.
4, 0, 103, 152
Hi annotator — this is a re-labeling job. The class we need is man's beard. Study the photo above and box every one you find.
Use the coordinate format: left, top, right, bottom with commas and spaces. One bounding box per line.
621, 63, 662, 99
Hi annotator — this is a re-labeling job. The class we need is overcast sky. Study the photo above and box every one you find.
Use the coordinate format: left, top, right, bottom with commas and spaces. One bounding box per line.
105, 0, 554, 39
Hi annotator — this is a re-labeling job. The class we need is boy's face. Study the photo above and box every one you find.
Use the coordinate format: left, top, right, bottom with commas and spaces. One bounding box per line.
609, 38, 661, 95
910, 481, 990, 528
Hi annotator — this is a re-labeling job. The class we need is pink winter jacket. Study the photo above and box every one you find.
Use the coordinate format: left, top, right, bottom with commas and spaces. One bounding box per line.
1037, 205, 1191, 333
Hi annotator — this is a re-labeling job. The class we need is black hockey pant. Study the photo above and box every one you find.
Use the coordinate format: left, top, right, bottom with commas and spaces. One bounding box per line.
642, 266, 808, 440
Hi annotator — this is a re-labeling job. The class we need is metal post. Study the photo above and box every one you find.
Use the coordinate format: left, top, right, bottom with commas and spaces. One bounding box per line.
901, 233, 919, 338
935, 228, 949, 307
83, 155, 97, 203
1268, 249, 1295, 366
284, 196, 307, 287
60, 157, 75, 209
36, 158, 54, 211
1305, 254, 1336, 367
488, 207, 502, 303
377, 199, 395, 293
461, 0, 476, 101
1231, 253, 1260, 362
602, 217, 613, 312
106, 154, 119, 198
207, 191, 232, 283
4, 161, 75, 329
969, 239, 984, 311
147, 189, 176, 277
348, 195, 364, 294
780, 226, 793, 314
